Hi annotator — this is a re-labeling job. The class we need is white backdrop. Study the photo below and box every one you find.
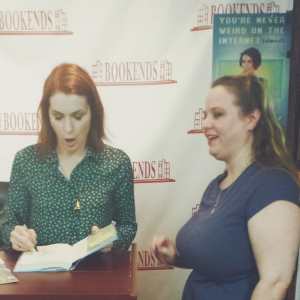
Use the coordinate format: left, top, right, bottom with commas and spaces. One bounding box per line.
0, 0, 294, 299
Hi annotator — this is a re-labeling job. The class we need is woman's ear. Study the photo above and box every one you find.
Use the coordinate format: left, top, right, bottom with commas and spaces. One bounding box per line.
247, 109, 261, 132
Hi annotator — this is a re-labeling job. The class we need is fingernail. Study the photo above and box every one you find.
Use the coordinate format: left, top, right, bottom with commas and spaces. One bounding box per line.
93, 230, 98, 235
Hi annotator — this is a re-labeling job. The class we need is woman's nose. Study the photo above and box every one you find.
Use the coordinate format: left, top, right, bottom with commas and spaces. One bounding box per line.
202, 115, 213, 129
63, 119, 74, 133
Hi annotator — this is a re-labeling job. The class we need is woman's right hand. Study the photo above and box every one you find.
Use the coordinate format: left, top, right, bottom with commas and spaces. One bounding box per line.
10, 226, 37, 252
241, 68, 255, 76
150, 235, 178, 266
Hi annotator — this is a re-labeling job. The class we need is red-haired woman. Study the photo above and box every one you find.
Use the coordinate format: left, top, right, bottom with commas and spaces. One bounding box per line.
3, 63, 137, 252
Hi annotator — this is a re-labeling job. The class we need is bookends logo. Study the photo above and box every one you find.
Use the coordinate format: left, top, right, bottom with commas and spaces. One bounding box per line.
191, 2, 280, 31
187, 108, 204, 134
0, 9, 73, 35
92, 60, 177, 86
0, 112, 40, 135
138, 250, 174, 270
132, 159, 175, 183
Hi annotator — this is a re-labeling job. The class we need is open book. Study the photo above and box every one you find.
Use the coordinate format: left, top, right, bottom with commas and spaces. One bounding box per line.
13, 224, 118, 272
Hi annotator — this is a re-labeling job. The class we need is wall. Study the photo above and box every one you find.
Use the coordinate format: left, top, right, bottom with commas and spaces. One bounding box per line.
0, 0, 294, 299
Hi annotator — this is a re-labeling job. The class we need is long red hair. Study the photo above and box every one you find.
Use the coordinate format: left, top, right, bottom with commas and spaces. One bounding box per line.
38, 63, 105, 153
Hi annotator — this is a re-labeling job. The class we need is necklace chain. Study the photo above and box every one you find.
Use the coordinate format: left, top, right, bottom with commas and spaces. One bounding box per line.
210, 162, 251, 214
59, 163, 86, 210
210, 184, 233, 214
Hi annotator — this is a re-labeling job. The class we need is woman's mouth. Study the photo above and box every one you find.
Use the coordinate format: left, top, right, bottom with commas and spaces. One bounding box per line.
206, 135, 218, 144
64, 138, 76, 147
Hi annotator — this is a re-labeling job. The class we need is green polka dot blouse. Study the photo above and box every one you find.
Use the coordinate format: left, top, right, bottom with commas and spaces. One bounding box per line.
3, 144, 137, 250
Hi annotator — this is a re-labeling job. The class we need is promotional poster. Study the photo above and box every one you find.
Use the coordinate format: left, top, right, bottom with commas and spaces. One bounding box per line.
213, 12, 292, 128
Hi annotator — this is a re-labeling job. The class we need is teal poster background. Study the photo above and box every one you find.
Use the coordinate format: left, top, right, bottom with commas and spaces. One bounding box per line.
212, 13, 292, 128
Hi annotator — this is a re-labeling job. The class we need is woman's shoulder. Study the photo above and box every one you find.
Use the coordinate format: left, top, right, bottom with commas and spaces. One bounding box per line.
242, 163, 298, 197
246, 163, 299, 202
97, 144, 131, 163
96, 144, 131, 166
250, 162, 296, 184
11, 144, 45, 172
14, 144, 40, 160
245, 163, 299, 219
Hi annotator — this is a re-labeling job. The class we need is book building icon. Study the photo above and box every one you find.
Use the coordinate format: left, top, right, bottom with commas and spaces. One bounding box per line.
51, 9, 73, 34
187, 108, 204, 134
55, 10, 68, 32
267, 2, 279, 13
192, 204, 200, 216
191, 5, 212, 31
134, 159, 175, 184
92, 60, 177, 86
158, 159, 170, 180
160, 60, 172, 81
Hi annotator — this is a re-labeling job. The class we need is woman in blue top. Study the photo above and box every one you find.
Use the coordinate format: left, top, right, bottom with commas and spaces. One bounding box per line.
151, 75, 300, 300
3, 63, 137, 252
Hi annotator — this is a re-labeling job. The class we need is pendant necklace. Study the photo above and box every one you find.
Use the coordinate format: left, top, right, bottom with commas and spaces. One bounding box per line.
59, 163, 86, 210
210, 184, 233, 214
210, 162, 251, 214
74, 179, 85, 210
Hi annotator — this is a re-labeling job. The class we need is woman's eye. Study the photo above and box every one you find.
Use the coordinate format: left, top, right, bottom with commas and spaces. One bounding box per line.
214, 112, 223, 118
74, 115, 83, 120
54, 116, 63, 120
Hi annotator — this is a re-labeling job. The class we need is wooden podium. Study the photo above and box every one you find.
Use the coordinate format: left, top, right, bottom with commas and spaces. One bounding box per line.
0, 244, 137, 300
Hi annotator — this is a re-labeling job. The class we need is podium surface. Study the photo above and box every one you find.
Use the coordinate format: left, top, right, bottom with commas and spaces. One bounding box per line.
0, 247, 137, 300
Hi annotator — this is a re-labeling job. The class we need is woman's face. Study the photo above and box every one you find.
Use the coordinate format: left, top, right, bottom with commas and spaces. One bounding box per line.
202, 86, 253, 163
241, 54, 255, 75
49, 92, 91, 155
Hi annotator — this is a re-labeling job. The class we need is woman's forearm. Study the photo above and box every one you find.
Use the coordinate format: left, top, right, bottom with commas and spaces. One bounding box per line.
251, 279, 290, 300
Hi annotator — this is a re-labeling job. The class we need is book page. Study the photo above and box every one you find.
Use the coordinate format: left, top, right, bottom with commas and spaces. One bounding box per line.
14, 243, 73, 272
72, 224, 117, 263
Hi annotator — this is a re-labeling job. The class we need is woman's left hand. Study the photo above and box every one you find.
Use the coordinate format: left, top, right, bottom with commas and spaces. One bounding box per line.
90, 226, 113, 253
150, 235, 178, 265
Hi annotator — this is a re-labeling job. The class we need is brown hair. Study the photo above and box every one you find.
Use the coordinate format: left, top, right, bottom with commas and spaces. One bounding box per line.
212, 75, 299, 184
239, 47, 262, 70
38, 63, 105, 153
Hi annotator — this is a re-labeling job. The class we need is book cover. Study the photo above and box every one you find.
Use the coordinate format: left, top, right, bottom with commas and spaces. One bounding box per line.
0, 259, 18, 284
212, 12, 292, 129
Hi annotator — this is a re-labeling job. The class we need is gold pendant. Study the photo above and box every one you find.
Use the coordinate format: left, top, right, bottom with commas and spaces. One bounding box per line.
75, 200, 82, 210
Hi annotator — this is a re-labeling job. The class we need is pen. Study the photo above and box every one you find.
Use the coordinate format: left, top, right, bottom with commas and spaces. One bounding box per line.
14, 212, 38, 252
